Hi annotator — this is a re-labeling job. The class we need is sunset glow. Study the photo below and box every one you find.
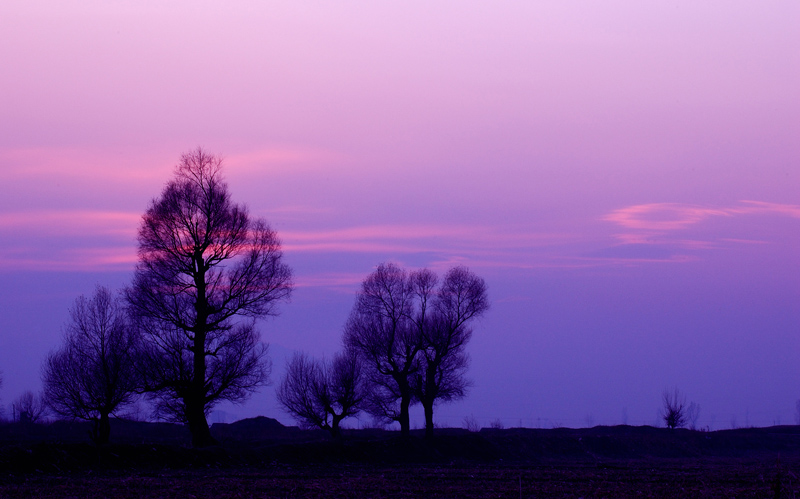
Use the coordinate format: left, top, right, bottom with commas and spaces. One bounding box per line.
0, 1, 797, 429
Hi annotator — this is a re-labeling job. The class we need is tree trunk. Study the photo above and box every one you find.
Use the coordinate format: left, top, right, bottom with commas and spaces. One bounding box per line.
423, 401, 434, 440
97, 411, 111, 445
423, 364, 438, 440
186, 399, 217, 447
330, 415, 343, 441
188, 327, 216, 447
399, 393, 411, 438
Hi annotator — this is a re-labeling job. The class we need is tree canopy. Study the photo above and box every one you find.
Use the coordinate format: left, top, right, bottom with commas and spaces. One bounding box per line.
127, 148, 292, 447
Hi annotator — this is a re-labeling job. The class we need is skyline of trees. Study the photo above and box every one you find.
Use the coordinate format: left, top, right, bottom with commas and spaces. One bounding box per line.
2, 148, 736, 437
0, 147, 750, 437
0, 149, 494, 441
2, 263, 491, 439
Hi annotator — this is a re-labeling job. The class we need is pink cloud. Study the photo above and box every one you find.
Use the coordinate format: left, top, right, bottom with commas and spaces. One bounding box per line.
225, 147, 347, 175
611, 232, 718, 250
596, 200, 799, 265
604, 201, 800, 231
293, 272, 366, 290
0, 210, 140, 237
0, 246, 136, 272
729, 200, 800, 218
603, 203, 730, 231
282, 225, 574, 251
0, 147, 172, 182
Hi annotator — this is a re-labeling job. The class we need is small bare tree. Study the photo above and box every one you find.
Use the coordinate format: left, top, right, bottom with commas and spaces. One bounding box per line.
11, 391, 46, 424
42, 286, 140, 444
662, 388, 687, 429
463, 413, 480, 432
278, 350, 364, 438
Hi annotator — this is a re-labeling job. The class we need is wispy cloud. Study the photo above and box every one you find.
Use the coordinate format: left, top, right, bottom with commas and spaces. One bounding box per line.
282, 225, 574, 253
596, 200, 799, 263
293, 272, 366, 290
0, 216, 580, 273
728, 200, 800, 218
0, 147, 172, 182
0, 144, 341, 184
0, 246, 137, 272
225, 147, 345, 174
604, 201, 800, 232
9, 200, 788, 275
0, 210, 140, 237
603, 203, 731, 231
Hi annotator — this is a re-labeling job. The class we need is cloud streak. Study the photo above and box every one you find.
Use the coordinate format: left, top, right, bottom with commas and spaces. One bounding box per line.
0, 210, 140, 237
5, 200, 793, 273
0, 147, 171, 182
0, 215, 587, 273
596, 200, 799, 263
604, 201, 800, 232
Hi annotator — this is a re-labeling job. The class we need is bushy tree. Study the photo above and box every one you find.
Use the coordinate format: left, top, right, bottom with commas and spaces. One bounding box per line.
42, 286, 140, 443
413, 266, 488, 438
277, 350, 364, 438
344, 263, 488, 438
126, 148, 293, 447
343, 264, 422, 437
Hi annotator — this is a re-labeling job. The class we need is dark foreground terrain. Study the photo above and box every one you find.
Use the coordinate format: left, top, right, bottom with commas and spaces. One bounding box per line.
2, 418, 800, 498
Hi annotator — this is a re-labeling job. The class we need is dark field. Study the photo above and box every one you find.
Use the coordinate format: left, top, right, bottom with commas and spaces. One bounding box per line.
2, 460, 800, 498
2, 419, 800, 498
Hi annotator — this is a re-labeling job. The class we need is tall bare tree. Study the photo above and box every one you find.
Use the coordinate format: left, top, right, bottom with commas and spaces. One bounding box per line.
42, 286, 139, 443
126, 148, 293, 447
343, 263, 422, 437
413, 266, 488, 438
277, 350, 364, 439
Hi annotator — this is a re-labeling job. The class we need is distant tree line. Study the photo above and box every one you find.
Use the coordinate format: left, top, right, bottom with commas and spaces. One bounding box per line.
279, 263, 488, 439
26, 149, 292, 446
0, 148, 490, 446
0, 147, 769, 444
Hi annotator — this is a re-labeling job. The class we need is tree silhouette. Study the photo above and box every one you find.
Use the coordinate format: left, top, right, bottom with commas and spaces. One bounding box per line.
662, 388, 687, 429
126, 148, 293, 447
277, 350, 364, 439
344, 263, 488, 438
412, 266, 488, 438
11, 391, 46, 424
344, 263, 421, 437
42, 286, 139, 443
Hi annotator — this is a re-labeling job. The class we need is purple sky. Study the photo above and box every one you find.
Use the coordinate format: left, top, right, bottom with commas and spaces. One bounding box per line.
1, 2, 798, 429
